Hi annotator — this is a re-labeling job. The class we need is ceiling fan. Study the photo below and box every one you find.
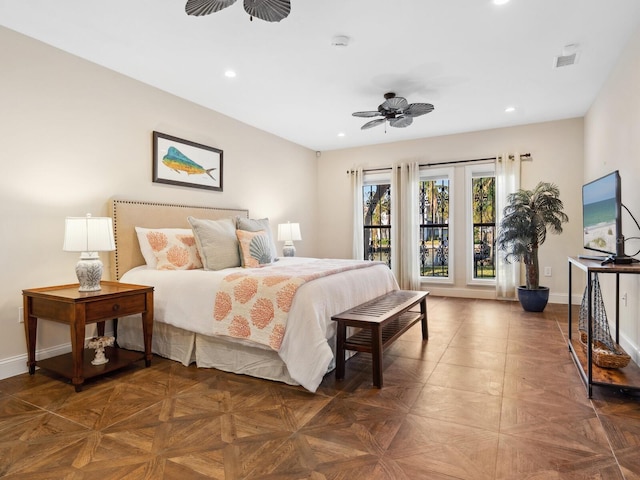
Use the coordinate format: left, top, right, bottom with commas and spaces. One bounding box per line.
352, 92, 435, 130
185, 0, 291, 22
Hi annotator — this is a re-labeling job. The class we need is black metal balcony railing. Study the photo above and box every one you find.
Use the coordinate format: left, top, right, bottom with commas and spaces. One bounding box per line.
473, 224, 495, 279
364, 225, 391, 268
419, 225, 448, 277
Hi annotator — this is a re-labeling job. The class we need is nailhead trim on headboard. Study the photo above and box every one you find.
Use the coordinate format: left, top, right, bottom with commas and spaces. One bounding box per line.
109, 199, 249, 280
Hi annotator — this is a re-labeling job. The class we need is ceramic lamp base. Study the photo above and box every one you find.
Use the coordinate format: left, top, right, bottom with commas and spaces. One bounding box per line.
282, 242, 296, 257
76, 256, 104, 292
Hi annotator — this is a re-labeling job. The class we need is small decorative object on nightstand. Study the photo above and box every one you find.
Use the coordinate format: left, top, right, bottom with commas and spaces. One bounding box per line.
277, 222, 301, 257
63, 214, 115, 292
87, 336, 115, 365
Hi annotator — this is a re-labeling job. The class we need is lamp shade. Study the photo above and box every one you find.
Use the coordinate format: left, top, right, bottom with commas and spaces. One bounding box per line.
63, 214, 115, 253
277, 222, 301, 242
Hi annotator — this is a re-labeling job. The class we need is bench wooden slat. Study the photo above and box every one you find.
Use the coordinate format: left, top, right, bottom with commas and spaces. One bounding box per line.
332, 289, 429, 388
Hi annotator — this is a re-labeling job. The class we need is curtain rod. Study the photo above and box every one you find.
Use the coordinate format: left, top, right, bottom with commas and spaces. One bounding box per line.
347, 152, 531, 174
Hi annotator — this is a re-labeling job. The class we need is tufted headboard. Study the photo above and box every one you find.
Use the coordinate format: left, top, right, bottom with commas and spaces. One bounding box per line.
108, 199, 249, 280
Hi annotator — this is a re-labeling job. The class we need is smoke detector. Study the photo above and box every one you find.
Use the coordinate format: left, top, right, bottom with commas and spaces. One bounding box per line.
331, 35, 350, 48
554, 44, 580, 68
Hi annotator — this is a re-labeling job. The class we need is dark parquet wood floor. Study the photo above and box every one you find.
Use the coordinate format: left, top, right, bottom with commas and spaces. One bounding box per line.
1, 297, 640, 479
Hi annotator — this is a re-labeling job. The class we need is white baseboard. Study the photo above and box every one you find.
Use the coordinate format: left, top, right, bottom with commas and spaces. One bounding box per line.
424, 287, 576, 306
0, 343, 71, 380
0, 330, 114, 381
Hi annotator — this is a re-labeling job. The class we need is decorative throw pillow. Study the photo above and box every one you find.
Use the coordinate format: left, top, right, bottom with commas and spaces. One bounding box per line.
236, 217, 278, 261
135, 227, 202, 270
237, 229, 273, 268
188, 216, 241, 270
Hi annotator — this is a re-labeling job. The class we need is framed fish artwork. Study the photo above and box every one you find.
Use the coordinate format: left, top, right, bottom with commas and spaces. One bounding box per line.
152, 131, 223, 191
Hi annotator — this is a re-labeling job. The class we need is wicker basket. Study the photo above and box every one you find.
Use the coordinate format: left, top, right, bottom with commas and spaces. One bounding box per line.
579, 331, 631, 369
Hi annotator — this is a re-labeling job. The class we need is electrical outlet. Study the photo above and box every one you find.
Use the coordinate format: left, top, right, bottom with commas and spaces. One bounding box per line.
544, 266, 552, 277
18, 306, 24, 323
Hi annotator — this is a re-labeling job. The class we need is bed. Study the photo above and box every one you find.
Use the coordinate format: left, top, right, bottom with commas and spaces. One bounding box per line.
108, 199, 398, 392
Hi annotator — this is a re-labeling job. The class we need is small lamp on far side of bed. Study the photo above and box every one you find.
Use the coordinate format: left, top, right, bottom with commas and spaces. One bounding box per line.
63, 214, 115, 292
277, 222, 301, 257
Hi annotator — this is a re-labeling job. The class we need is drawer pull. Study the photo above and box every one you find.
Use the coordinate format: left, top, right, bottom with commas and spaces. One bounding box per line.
112, 304, 120, 312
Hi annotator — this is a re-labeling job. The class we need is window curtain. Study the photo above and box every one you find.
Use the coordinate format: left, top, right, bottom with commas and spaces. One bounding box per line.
351, 167, 364, 260
495, 153, 521, 299
391, 162, 420, 290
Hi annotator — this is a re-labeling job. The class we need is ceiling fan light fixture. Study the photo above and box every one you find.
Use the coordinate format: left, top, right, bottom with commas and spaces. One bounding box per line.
353, 92, 434, 130
185, 0, 237, 16
243, 0, 291, 22
185, 0, 290, 22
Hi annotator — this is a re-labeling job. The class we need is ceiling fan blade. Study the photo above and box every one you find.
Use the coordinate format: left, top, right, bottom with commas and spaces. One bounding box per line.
361, 118, 386, 130
185, 0, 237, 16
389, 116, 413, 128
244, 0, 291, 22
380, 96, 408, 112
404, 103, 435, 117
352, 110, 382, 118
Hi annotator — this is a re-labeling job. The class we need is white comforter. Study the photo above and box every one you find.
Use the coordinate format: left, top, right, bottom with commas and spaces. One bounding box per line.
121, 257, 398, 391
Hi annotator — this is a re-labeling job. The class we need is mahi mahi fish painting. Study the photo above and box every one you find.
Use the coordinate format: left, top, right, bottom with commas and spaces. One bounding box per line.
163, 147, 217, 181
152, 131, 223, 191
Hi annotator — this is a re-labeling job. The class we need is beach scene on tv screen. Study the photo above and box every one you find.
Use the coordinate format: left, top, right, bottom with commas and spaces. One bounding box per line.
583, 175, 617, 253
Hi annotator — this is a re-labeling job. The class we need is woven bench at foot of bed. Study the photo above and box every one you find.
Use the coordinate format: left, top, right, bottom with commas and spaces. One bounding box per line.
332, 290, 429, 388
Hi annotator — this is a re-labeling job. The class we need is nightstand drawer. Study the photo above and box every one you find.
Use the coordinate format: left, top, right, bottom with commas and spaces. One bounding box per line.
85, 293, 147, 321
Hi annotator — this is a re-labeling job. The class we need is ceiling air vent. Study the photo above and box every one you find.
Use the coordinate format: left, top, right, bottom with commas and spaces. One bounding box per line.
554, 44, 580, 68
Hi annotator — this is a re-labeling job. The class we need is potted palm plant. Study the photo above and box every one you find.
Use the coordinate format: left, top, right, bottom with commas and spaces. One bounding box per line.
496, 182, 569, 312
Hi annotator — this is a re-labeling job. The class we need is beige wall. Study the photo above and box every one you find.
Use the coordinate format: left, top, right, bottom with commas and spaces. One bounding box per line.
584, 24, 640, 363
316, 119, 585, 301
3, 17, 639, 377
0, 27, 317, 375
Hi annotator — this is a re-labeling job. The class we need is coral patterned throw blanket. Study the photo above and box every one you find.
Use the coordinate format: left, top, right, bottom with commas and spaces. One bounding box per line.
212, 259, 381, 350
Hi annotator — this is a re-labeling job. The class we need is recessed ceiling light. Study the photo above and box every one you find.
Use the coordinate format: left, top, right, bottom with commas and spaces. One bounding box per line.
493, 0, 510, 5
337, 132, 345, 137
224, 70, 237, 78
505, 106, 516, 113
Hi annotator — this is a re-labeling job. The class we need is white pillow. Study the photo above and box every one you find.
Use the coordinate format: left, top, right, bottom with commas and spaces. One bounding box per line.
188, 217, 241, 270
135, 227, 202, 270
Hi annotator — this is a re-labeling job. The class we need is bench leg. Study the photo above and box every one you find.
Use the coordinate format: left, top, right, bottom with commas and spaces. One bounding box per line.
420, 297, 428, 340
372, 325, 383, 388
335, 321, 346, 380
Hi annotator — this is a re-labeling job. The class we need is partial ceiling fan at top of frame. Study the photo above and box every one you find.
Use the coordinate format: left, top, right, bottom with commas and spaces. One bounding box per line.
352, 92, 434, 130
185, 0, 291, 22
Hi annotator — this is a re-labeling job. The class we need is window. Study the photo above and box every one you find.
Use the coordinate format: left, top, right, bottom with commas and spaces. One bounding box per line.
466, 165, 496, 282
362, 175, 391, 268
418, 168, 453, 280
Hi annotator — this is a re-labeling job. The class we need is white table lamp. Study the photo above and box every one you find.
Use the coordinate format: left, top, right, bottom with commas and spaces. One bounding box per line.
63, 214, 115, 291
277, 222, 301, 257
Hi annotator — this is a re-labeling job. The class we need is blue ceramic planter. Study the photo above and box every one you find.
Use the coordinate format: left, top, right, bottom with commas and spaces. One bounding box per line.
517, 286, 550, 312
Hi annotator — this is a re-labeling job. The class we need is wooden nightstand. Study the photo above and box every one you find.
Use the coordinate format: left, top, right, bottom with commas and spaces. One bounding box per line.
22, 281, 153, 392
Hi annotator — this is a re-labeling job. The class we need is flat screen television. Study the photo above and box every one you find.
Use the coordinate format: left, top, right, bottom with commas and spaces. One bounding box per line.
581, 170, 629, 263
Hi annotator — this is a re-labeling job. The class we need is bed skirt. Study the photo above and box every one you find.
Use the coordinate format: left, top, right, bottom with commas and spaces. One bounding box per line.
116, 315, 304, 386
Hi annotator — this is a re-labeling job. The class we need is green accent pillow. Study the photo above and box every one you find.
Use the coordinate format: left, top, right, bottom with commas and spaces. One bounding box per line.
188, 217, 240, 270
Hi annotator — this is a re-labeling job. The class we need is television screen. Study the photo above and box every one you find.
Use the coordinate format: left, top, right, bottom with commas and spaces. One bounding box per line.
582, 170, 623, 257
